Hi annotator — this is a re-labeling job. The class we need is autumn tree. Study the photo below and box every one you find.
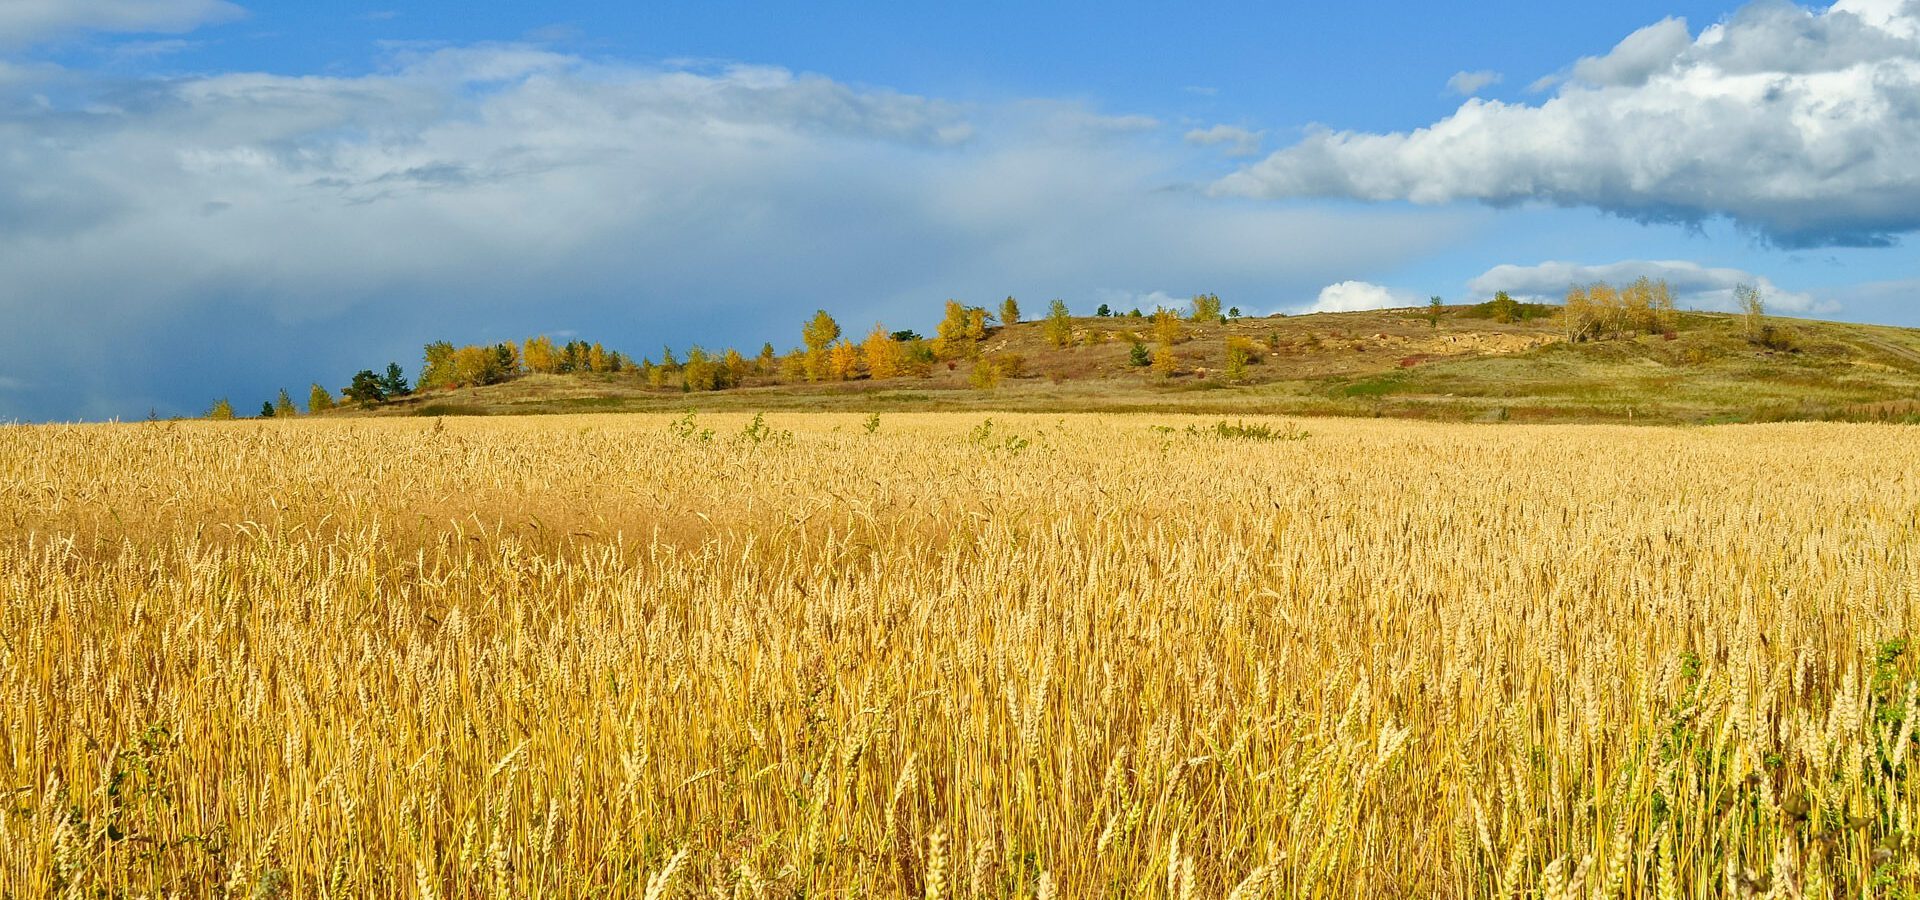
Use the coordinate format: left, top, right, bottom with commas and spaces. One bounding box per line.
1737, 283, 1765, 341
1428, 296, 1443, 328
757, 343, 777, 375
802, 310, 842, 381
1621, 279, 1654, 333
933, 300, 981, 360
780, 350, 807, 382
1189, 293, 1222, 323
682, 347, 722, 391
524, 336, 558, 374
864, 324, 904, 380
1043, 299, 1073, 348
1650, 279, 1677, 333
1597, 284, 1621, 336
308, 384, 335, 413
207, 399, 234, 420
1224, 342, 1250, 383
275, 389, 296, 418
1000, 296, 1022, 326
451, 346, 504, 387
1564, 285, 1595, 342
1484, 291, 1518, 324
558, 341, 588, 373
829, 340, 863, 381
723, 348, 750, 385
1151, 345, 1178, 377
969, 355, 1021, 389
1152, 309, 1183, 346
419, 341, 457, 390
899, 337, 936, 376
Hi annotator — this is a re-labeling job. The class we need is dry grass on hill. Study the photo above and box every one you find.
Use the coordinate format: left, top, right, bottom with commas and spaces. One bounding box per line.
363, 308, 1920, 424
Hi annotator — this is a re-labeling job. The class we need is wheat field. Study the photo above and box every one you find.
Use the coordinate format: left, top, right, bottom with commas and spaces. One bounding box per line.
1, 412, 1916, 898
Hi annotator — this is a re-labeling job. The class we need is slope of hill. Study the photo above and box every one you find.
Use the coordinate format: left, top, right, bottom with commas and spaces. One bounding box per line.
357, 306, 1920, 424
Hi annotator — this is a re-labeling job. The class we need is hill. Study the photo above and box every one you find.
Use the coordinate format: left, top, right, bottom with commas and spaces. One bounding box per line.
351, 305, 1920, 425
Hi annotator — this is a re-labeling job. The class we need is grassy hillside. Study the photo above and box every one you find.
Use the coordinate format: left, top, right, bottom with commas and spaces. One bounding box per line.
359, 306, 1920, 424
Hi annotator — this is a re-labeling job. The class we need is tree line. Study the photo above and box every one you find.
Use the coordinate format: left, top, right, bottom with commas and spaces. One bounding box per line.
210, 283, 1767, 417
204, 293, 1262, 416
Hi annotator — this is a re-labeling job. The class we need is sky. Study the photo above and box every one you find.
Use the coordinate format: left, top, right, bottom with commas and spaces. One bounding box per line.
3, 0, 1920, 420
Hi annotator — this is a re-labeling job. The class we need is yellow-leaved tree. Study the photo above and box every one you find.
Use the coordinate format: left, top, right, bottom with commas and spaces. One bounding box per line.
1152, 309, 1183, 346
524, 336, 559, 374
933, 300, 979, 360
1044, 299, 1073, 348
1189, 293, 1222, 323
802, 310, 842, 382
864, 324, 904, 380
723, 348, 750, 385
828, 340, 863, 381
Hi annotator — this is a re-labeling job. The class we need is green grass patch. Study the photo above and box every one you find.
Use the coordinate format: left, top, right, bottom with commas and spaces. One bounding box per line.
1335, 374, 1412, 398
413, 403, 490, 417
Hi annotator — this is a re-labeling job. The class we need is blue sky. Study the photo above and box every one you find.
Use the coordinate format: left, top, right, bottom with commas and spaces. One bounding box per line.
3, 0, 1919, 420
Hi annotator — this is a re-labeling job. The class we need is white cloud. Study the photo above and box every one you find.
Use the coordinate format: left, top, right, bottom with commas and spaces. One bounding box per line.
1091, 289, 1185, 313
1217, 0, 1920, 248
0, 0, 244, 45
1467, 259, 1828, 313
1445, 69, 1503, 96
1570, 17, 1692, 87
0, 46, 1471, 419
1305, 281, 1409, 313
1183, 124, 1262, 157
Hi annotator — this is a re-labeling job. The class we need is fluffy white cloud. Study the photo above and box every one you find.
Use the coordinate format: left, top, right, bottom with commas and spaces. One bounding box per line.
0, 0, 243, 44
1468, 260, 1827, 313
0, 46, 1471, 420
1217, 0, 1920, 248
1306, 281, 1409, 314
1570, 18, 1692, 86
1445, 69, 1503, 96
1184, 124, 1263, 157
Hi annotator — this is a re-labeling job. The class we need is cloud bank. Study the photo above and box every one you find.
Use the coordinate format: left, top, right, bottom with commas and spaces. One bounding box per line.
1468, 259, 1827, 313
1218, 0, 1920, 248
0, 45, 1470, 420
0, 0, 243, 45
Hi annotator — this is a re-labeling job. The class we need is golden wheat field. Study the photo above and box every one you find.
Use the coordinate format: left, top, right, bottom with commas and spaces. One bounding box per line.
2, 412, 1918, 898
